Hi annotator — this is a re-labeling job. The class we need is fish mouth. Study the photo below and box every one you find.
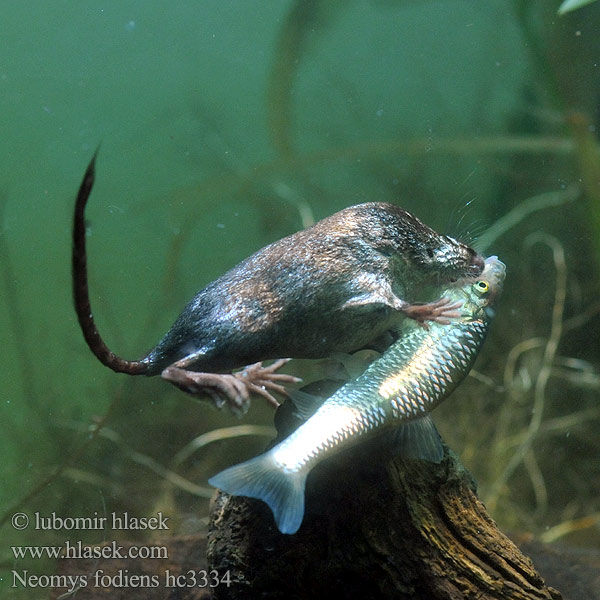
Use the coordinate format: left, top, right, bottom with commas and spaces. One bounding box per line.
481, 255, 506, 287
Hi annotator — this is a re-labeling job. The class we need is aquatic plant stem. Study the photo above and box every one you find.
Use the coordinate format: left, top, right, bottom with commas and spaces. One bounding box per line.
540, 512, 600, 544
524, 448, 548, 520
566, 112, 600, 269
267, 0, 324, 158
171, 425, 275, 468
475, 186, 579, 253
0, 194, 41, 418
55, 421, 214, 499
172, 135, 574, 210
491, 337, 545, 466
487, 235, 566, 513
0, 382, 123, 530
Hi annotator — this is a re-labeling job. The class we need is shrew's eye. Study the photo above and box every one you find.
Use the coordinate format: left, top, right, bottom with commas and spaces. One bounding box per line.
473, 280, 490, 296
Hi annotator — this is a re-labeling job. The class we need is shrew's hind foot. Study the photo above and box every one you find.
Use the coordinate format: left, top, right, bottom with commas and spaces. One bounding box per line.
161, 359, 300, 415
233, 359, 301, 408
403, 297, 463, 326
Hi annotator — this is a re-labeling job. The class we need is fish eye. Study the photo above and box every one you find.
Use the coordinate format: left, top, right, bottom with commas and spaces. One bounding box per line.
473, 280, 490, 296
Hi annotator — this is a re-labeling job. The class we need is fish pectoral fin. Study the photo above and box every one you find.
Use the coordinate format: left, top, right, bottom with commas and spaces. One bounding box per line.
208, 453, 307, 535
288, 388, 326, 420
392, 414, 444, 463
330, 350, 381, 379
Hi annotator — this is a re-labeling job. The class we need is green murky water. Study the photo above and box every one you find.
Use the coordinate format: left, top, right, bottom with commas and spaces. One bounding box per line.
1, 2, 599, 597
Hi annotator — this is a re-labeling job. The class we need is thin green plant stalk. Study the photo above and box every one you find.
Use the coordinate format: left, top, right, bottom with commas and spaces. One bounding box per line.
486, 235, 567, 512
0, 381, 124, 530
567, 112, 600, 268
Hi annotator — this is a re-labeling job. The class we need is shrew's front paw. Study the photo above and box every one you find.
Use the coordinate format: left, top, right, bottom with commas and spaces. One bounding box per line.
402, 297, 462, 326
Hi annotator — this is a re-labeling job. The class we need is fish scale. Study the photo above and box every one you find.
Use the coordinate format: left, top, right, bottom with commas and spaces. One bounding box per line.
210, 256, 506, 534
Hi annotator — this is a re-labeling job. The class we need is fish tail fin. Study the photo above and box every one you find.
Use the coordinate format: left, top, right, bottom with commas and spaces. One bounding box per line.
208, 452, 307, 535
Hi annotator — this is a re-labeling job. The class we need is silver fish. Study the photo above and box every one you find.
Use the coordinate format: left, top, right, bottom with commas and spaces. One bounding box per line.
209, 256, 506, 534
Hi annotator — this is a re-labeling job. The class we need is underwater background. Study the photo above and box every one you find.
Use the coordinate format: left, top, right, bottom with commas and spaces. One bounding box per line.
1, 1, 599, 597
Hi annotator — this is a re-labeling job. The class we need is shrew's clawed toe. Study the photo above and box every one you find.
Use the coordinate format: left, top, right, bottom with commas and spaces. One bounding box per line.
161, 360, 300, 413
234, 360, 302, 408
161, 367, 251, 414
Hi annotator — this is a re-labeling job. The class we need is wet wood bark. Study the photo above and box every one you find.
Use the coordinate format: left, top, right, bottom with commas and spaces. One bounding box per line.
207, 402, 563, 600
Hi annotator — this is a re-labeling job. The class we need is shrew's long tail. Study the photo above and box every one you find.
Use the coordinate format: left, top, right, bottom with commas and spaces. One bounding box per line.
72, 151, 147, 375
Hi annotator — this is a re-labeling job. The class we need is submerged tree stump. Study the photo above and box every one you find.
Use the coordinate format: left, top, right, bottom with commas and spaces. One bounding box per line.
207, 402, 562, 600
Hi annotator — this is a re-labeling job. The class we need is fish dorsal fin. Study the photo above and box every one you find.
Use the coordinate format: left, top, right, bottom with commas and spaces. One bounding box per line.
288, 389, 325, 420
393, 414, 444, 463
